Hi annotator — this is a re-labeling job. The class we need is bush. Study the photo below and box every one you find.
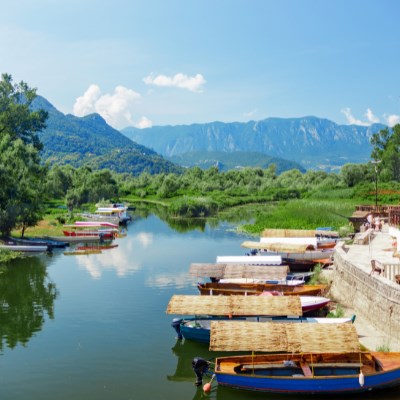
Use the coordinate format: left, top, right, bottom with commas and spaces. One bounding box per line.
169, 197, 218, 218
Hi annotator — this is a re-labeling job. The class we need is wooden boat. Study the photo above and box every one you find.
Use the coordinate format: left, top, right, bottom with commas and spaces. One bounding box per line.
197, 282, 328, 296
258, 229, 339, 250
9, 236, 69, 248
45, 235, 101, 243
76, 244, 118, 251
242, 241, 335, 262
63, 249, 102, 256
175, 315, 355, 343
167, 295, 332, 343
189, 263, 313, 285
241, 242, 334, 272
62, 222, 119, 239
192, 321, 400, 394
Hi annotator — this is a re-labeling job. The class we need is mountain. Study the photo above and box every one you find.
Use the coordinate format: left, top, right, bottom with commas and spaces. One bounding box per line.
122, 117, 386, 170
167, 151, 305, 173
32, 96, 183, 175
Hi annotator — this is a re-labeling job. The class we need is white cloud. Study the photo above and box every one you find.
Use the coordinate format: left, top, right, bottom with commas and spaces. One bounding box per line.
73, 84, 101, 116
365, 108, 380, 124
341, 107, 371, 126
135, 116, 153, 129
243, 108, 258, 118
136, 232, 153, 248
143, 73, 206, 93
73, 85, 141, 129
385, 114, 400, 127
342, 107, 400, 128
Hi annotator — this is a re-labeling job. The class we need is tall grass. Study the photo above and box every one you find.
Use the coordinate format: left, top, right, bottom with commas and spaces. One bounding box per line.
241, 199, 357, 235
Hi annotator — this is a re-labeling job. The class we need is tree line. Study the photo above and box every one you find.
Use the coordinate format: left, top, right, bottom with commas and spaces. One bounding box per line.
1, 73, 400, 235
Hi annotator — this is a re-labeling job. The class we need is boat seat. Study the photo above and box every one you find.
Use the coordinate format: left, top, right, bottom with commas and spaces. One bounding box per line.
300, 362, 313, 377
310, 362, 362, 368
241, 363, 288, 370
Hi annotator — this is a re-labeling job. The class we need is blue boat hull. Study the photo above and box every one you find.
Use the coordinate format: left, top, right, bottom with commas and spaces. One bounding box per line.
216, 368, 400, 394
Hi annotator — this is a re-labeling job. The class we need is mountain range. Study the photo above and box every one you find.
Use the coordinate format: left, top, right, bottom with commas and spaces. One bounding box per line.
32, 96, 385, 175
122, 118, 385, 171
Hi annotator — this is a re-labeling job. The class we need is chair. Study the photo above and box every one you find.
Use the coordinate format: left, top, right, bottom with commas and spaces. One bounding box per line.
369, 259, 384, 276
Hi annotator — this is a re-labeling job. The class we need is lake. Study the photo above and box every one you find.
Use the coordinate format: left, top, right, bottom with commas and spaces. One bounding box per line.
0, 212, 399, 400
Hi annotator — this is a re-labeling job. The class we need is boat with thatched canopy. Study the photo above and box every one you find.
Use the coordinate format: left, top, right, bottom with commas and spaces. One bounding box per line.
167, 295, 339, 344
197, 282, 328, 296
192, 321, 400, 394
241, 241, 334, 271
189, 262, 312, 285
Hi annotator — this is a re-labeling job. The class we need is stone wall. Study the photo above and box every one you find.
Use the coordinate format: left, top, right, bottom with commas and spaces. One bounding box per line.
331, 242, 400, 348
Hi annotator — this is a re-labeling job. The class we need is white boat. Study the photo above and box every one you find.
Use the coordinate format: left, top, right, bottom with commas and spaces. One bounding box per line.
242, 241, 334, 261
0, 244, 48, 252
96, 203, 131, 224
219, 278, 305, 286
216, 255, 282, 265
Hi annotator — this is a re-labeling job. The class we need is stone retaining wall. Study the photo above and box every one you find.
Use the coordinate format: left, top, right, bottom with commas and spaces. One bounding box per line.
331, 242, 400, 349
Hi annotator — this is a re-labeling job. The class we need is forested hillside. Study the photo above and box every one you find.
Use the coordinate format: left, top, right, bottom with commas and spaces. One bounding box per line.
168, 151, 305, 173
32, 96, 182, 175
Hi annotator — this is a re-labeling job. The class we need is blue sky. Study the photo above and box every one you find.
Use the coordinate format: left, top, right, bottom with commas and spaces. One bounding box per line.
1, 0, 399, 130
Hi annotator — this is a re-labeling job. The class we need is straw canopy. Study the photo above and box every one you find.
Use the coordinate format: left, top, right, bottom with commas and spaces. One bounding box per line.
189, 263, 226, 278
209, 321, 360, 353
189, 263, 289, 279
262, 229, 317, 238
242, 241, 314, 253
166, 295, 302, 316
261, 229, 338, 238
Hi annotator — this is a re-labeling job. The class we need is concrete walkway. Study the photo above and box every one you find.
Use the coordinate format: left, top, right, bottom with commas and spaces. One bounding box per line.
343, 227, 400, 274
323, 226, 400, 351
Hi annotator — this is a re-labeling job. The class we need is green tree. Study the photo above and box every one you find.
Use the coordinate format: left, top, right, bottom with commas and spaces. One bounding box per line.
0, 136, 46, 236
0, 74, 48, 236
370, 124, 400, 181
45, 164, 74, 199
0, 73, 47, 151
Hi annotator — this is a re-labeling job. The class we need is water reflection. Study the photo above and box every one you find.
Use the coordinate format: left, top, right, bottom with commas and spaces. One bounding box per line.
168, 339, 211, 383
73, 230, 156, 279
146, 271, 198, 289
0, 256, 58, 351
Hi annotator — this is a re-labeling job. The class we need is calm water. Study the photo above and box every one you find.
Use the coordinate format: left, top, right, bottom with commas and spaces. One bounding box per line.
0, 213, 399, 400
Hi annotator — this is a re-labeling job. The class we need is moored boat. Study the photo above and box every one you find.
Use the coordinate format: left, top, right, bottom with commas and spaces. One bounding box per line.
62, 222, 119, 239
76, 244, 118, 251
8, 236, 69, 248
63, 249, 102, 255
192, 321, 400, 394
216, 255, 282, 265
95, 203, 132, 224
167, 295, 331, 343
175, 315, 355, 344
197, 282, 328, 296
0, 244, 48, 252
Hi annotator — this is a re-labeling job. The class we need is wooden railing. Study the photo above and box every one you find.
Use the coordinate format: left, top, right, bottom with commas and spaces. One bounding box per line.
388, 206, 400, 228
354, 205, 400, 228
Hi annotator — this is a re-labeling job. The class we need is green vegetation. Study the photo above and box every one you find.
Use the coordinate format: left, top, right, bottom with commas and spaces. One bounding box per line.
0, 74, 48, 237
376, 342, 391, 352
327, 304, 345, 318
0, 249, 21, 263
307, 265, 329, 286
167, 150, 306, 173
